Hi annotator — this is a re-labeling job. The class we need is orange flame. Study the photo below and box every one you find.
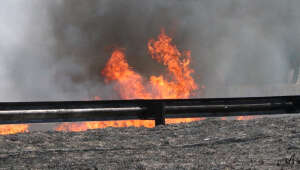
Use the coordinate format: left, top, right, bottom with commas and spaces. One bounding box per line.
0, 124, 29, 135
101, 49, 152, 99
148, 29, 198, 99
101, 29, 198, 99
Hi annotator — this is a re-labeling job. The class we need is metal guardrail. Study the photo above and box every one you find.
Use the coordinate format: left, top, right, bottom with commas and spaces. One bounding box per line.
0, 95, 300, 126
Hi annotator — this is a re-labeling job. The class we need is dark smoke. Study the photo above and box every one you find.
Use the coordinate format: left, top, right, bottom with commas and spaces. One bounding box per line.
1, 0, 300, 101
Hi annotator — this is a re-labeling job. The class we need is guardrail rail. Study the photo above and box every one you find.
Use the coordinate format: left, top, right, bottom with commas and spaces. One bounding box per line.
0, 96, 300, 126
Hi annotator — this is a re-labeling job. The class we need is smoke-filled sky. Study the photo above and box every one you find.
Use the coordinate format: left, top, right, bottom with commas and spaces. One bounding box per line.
0, 0, 300, 101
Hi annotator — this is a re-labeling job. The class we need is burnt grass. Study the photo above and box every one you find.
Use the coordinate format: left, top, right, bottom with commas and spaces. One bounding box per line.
1, 116, 300, 170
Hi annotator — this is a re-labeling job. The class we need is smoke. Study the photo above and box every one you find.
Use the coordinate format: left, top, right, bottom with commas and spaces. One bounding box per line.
0, 0, 299, 101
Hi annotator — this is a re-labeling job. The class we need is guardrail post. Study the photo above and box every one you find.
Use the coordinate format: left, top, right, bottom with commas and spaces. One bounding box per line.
153, 102, 165, 126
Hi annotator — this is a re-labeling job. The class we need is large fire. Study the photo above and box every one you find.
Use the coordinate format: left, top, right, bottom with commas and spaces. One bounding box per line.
0, 29, 257, 135
55, 29, 202, 132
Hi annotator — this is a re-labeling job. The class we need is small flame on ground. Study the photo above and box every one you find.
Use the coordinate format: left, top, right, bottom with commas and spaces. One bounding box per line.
54, 118, 207, 132
221, 116, 258, 121
236, 116, 257, 120
165, 118, 206, 124
0, 124, 29, 135
55, 120, 155, 132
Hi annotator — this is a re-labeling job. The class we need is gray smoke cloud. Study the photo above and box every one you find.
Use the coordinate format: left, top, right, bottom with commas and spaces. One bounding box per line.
0, 0, 299, 101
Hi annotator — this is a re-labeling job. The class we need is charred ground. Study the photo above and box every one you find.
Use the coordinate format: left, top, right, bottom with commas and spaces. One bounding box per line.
0, 116, 300, 169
